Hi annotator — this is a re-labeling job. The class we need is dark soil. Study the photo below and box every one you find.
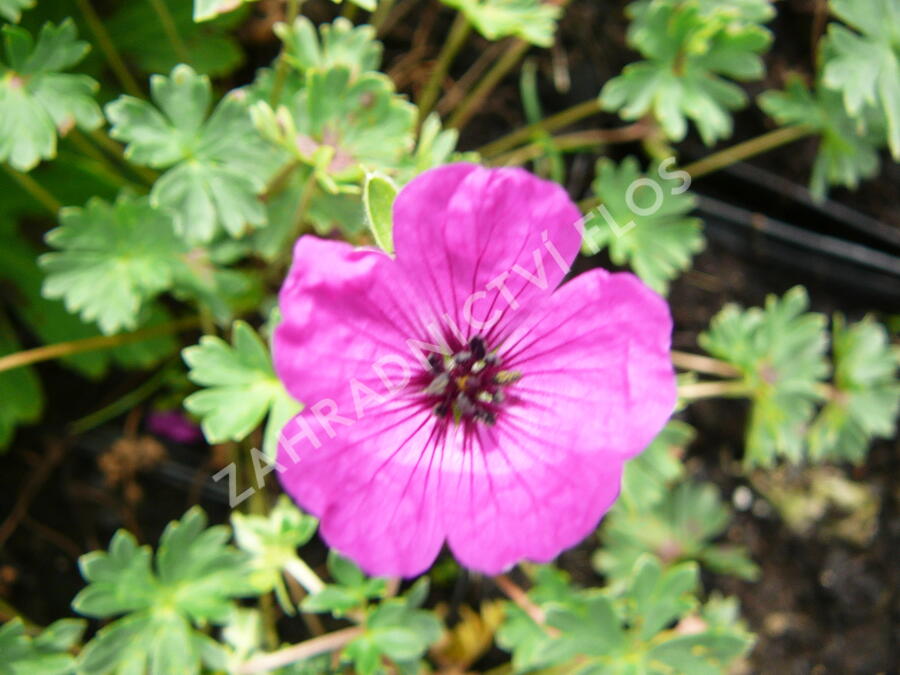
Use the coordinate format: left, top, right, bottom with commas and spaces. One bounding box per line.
1, 1, 898, 673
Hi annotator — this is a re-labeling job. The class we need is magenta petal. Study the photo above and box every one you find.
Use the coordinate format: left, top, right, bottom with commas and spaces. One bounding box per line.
274, 235, 424, 406
392, 163, 583, 336
277, 402, 445, 577
501, 269, 677, 459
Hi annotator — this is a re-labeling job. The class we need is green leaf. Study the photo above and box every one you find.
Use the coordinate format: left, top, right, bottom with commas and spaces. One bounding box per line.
0, 310, 42, 450
276, 16, 382, 76
183, 320, 301, 450
759, 74, 882, 198
109, 0, 245, 77
253, 63, 416, 188
303, 551, 387, 616
583, 156, 703, 294
106, 64, 283, 242
0, 618, 85, 675
73, 507, 255, 675
0, 20, 102, 171
440, 0, 561, 46
0, 0, 34, 23
231, 496, 318, 609
40, 195, 187, 335
619, 420, 692, 509
342, 599, 442, 674
596, 481, 759, 583
601, 0, 773, 144
363, 171, 398, 254
821, 0, 900, 158
497, 558, 753, 674
699, 286, 829, 467
808, 315, 900, 463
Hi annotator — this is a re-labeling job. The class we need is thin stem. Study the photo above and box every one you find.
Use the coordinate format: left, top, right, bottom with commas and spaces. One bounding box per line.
477, 98, 602, 157
681, 125, 813, 180
435, 40, 505, 114
370, 0, 395, 33
89, 129, 158, 186
273, 172, 317, 271
237, 627, 363, 674
376, 0, 415, 37
447, 38, 530, 130
270, 0, 302, 106
489, 124, 649, 166
284, 558, 326, 595
67, 129, 143, 190
69, 364, 175, 434
417, 13, 471, 121
77, 0, 143, 97
147, 0, 190, 63
678, 380, 749, 401
670, 350, 739, 378
2, 165, 62, 214
0, 317, 201, 373
494, 574, 560, 636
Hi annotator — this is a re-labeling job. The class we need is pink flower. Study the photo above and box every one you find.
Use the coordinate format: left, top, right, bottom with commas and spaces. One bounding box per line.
274, 164, 676, 577
146, 410, 203, 444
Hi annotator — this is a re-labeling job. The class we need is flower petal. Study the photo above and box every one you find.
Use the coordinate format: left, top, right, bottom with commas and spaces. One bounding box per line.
500, 269, 677, 459
440, 422, 623, 573
277, 400, 446, 577
392, 163, 583, 339
274, 235, 425, 407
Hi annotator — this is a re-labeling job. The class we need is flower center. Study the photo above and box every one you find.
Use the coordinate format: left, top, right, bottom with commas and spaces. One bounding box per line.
422, 336, 520, 426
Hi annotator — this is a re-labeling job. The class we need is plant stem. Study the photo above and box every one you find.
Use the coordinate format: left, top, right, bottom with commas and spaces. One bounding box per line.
370, 0, 395, 33
67, 129, 144, 190
0, 317, 201, 374
69, 364, 176, 434
237, 627, 363, 674
2, 165, 62, 214
417, 13, 471, 121
477, 98, 602, 157
670, 350, 739, 377
489, 124, 649, 166
147, 0, 190, 63
76, 0, 143, 97
681, 125, 813, 179
89, 129, 159, 186
678, 380, 749, 401
270, 0, 302, 106
447, 38, 530, 130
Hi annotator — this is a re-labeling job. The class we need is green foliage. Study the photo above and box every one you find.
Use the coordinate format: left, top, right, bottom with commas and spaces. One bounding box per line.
583, 156, 703, 294
497, 557, 754, 674
109, 0, 245, 77
619, 421, 692, 510
0, 20, 102, 171
0, 0, 33, 23
821, 0, 900, 159
303, 551, 388, 616
276, 16, 382, 76
39, 195, 187, 335
700, 287, 829, 467
808, 316, 900, 463
597, 481, 759, 583
440, 0, 562, 46
106, 64, 281, 243
342, 580, 443, 675
183, 321, 300, 456
759, 75, 882, 198
363, 170, 398, 254
602, 0, 774, 144
0, 618, 85, 675
73, 507, 256, 675
231, 495, 319, 610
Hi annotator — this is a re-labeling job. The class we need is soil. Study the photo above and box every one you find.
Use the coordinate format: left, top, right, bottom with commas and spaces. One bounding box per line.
1, 1, 898, 673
